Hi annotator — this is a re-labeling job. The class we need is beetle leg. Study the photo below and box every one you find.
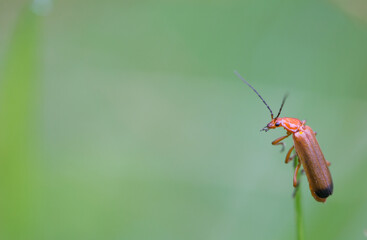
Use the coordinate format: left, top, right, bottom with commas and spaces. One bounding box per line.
293, 161, 302, 187
288, 154, 297, 162
285, 146, 295, 163
272, 133, 291, 152
326, 160, 331, 166
292, 169, 301, 198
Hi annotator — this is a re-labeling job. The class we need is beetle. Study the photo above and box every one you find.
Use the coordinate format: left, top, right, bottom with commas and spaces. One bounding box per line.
235, 71, 333, 202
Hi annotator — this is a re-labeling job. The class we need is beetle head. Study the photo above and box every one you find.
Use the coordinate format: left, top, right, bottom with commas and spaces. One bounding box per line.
261, 118, 282, 132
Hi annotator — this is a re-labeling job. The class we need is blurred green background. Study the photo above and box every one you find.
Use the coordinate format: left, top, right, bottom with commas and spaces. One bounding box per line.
0, 0, 367, 239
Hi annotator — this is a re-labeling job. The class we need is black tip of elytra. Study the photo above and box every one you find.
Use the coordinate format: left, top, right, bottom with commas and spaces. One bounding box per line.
315, 183, 333, 199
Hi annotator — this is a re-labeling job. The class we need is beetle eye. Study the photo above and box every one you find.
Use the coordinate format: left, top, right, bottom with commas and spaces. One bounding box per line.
275, 122, 280, 126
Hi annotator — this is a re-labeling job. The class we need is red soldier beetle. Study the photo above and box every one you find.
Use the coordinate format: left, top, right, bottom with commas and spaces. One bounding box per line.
235, 71, 333, 203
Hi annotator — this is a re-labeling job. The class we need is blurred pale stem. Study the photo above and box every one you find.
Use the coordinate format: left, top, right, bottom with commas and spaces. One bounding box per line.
0, 5, 40, 239
294, 155, 304, 240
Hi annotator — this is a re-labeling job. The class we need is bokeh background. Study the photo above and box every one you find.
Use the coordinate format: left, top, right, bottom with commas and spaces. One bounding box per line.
0, 0, 367, 239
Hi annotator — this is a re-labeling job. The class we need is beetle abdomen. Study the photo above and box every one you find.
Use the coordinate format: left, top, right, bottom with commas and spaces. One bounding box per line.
315, 183, 333, 198
293, 126, 333, 202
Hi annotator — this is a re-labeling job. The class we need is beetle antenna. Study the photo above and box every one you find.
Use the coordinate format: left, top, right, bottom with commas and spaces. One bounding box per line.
234, 70, 274, 119
275, 93, 288, 119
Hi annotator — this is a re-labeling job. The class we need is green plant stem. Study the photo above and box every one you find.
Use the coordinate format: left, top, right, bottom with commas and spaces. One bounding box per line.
294, 156, 304, 240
